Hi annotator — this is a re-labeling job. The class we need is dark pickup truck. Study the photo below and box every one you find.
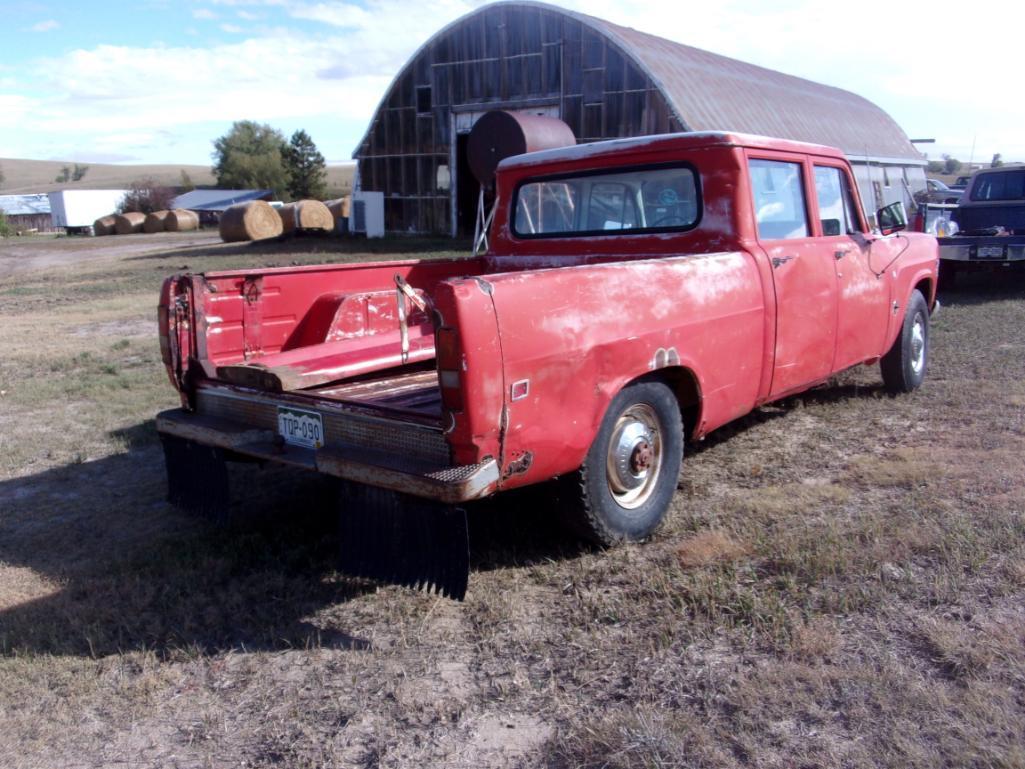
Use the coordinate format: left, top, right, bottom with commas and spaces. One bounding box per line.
938, 165, 1025, 283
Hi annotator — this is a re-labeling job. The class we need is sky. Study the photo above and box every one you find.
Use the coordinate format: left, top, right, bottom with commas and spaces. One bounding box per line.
0, 0, 1016, 167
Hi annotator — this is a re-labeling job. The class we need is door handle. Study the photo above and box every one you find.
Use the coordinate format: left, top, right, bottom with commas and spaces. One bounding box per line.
834, 250, 849, 260
771, 255, 795, 269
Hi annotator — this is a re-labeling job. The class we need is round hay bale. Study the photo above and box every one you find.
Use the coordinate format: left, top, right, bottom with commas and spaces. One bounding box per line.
165, 209, 199, 232
93, 215, 117, 236
324, 196, 350, 220
219, 200, 283, 243
144, 210, 170, 233
279, 200, 334, 234
114, 212, 146, 235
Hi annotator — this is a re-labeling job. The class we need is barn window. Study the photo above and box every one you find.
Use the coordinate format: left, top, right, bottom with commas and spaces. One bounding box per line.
416, 86, 432, 114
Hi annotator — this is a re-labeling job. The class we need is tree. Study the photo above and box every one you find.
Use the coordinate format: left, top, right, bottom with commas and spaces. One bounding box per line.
72, 163, 89, 181
991, 153, 1004, 168
942, 154, 962, 175
284, 129, 327, 200
179, 169, 196, 192
55, 165, 71, 183
926, 160, 944, 174
119, 178, 176, 214
0, 163, 5, 189
212, 120, 289, 197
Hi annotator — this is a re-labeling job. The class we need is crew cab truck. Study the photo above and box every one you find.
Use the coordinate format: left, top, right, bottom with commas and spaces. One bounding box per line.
156, 132, 939, 599
937, 165, 1025, 284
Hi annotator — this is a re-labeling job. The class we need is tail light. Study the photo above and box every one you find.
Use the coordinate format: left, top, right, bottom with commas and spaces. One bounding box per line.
436, 327, 463, 411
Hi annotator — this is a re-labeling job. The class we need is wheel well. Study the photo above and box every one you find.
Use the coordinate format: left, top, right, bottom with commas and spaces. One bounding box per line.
634, 366, 702, 439
913, 277, 934, 307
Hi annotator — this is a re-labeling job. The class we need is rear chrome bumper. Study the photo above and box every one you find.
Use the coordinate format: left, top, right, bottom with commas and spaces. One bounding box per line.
155, 408, 499, 504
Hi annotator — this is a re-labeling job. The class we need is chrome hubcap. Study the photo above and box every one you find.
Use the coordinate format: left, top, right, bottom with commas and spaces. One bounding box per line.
910, 315, 926, 375
606, 403, 663, 509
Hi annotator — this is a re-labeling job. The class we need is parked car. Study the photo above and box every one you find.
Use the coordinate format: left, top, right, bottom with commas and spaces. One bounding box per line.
155, 132, 939, 598
938, 165, 1025, 283
949, 175, 972, 191
923, 178, 962, 204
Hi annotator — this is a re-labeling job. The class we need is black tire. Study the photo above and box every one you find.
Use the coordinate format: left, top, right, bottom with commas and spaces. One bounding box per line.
881, 289, 929, 394
564, 380, 683, 546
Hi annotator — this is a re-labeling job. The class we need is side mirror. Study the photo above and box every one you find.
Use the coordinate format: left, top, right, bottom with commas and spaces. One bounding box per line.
877, 201, 907, 235
822, 218, 841, 236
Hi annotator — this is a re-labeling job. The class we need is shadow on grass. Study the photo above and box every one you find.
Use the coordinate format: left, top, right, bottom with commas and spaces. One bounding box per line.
936, 267, 1025, 306
127, 234, 475, 264
0, 433, 376, 658
0, 420, 593, 658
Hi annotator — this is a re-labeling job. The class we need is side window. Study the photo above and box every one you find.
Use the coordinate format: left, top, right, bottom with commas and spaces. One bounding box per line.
813, 165, 862, 235
749, 159, 809, 240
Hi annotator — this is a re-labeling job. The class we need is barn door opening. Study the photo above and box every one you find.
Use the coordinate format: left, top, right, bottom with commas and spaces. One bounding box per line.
455, 133, 479, 238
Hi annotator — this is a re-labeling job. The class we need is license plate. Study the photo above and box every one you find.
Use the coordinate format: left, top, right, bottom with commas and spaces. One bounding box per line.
976, 245, 1006, 259
277, 406, 324, 449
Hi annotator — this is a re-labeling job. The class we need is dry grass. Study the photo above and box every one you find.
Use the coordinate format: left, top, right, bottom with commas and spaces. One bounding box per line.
1, 243, 1024, 768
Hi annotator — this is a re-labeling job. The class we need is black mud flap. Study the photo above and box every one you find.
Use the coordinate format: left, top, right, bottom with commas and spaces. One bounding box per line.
337, 482, 470, 600
160, 434, 230, 524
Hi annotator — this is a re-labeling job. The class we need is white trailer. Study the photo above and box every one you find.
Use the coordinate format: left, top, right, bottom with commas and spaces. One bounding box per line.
48, 190, 128, 231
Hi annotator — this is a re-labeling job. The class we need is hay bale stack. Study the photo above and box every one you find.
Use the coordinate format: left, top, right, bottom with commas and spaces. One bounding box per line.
144, 210, 170, 233
279, 200, 334, 234
165, 209, 200, 232
219, 201, 283, 243
93, 215, 117, 236
324, 196, 351, 220
114, 212, 146, 235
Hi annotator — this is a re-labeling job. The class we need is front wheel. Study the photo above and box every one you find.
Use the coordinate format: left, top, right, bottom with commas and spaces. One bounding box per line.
564, 380, 683, 546
881, 289, 929, 393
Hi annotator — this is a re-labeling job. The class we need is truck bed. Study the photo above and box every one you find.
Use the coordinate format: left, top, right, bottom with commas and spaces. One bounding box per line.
309, 369, 442, 418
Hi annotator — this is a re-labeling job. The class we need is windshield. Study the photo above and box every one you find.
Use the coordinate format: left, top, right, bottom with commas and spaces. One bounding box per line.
513, 164, 700, 237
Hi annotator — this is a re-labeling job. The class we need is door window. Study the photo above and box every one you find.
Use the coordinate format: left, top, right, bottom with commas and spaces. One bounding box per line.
749, 159, 809, 240
813, 165, 861, 235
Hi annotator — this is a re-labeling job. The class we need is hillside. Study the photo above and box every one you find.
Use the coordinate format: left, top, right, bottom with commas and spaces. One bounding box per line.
0, 158, 355, 197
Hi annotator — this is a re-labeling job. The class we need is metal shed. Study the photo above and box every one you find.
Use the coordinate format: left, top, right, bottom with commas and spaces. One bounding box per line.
353, 0, 925, 236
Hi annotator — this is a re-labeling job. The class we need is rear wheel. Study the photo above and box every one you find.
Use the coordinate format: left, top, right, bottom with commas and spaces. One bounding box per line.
881, 289, 929, 393
565, 381, 683, 546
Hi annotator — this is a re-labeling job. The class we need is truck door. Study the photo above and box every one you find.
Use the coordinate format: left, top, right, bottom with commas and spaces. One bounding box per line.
748, 156, 839, 397
810, 163, 890, 370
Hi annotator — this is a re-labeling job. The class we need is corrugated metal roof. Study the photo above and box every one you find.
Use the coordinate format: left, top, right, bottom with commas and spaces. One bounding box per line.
0, 193, 51, 216
355, 2, 923, 164
172, 189, 272, 212
584, 14, 921, 162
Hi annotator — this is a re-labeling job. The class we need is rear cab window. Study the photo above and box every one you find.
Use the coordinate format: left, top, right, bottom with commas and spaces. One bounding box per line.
748, 159, 809, 240
512, 164, 700, 237
970, 171, 1025, 201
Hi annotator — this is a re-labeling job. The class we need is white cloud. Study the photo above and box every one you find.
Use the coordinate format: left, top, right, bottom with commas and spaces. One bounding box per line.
30, 19, 59, 32
220, 23, 244, 33
5, 0, 1024, 163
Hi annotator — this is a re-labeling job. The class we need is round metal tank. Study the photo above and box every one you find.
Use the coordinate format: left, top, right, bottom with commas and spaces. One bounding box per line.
467, 111, 576, 185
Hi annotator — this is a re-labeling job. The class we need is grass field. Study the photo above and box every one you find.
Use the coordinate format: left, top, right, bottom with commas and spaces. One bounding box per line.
0, 157, 355, 197
0, 236, 1023, 768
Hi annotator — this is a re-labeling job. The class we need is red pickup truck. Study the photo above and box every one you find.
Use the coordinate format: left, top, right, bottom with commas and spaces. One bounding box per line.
157, 132, 938, 598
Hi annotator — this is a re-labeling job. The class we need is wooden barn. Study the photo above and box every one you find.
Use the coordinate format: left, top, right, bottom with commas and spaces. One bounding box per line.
353, 0, 926, 236
0, 194, 58, 234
